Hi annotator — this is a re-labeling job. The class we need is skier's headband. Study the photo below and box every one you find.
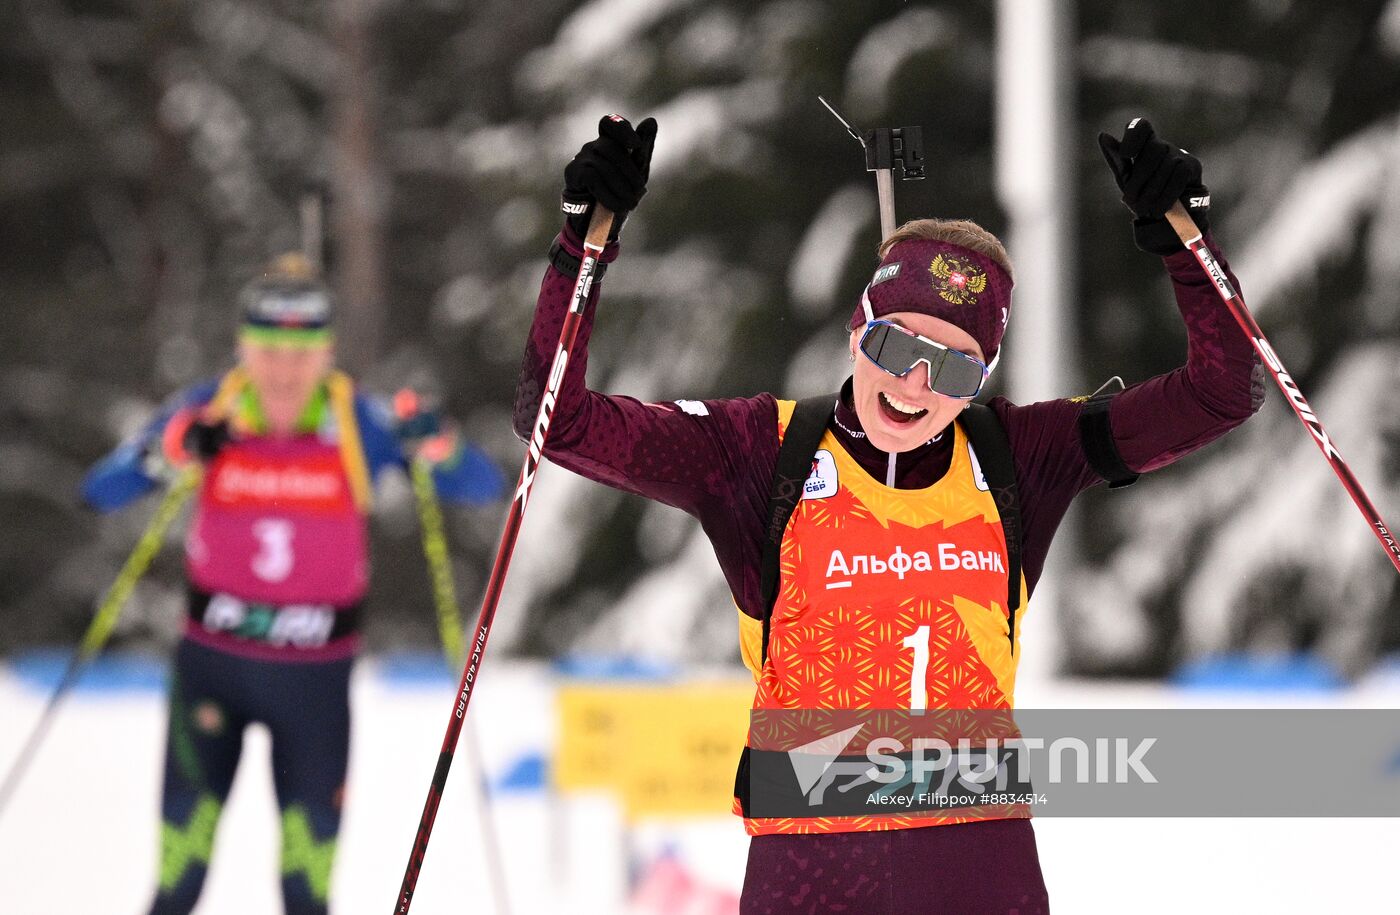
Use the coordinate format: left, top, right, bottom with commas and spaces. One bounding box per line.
847, 239, 1013, 372
239, 323, 333, 348
239, 279, 334, 347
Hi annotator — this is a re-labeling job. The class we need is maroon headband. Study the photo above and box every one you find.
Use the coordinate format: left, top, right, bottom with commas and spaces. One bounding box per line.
848, 239, 1014, 369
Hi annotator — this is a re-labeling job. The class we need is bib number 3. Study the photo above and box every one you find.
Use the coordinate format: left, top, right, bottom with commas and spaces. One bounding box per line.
251, 518, 295, 582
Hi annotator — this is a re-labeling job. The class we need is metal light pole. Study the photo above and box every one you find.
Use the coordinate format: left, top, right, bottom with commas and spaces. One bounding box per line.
995, 0, 1075, 683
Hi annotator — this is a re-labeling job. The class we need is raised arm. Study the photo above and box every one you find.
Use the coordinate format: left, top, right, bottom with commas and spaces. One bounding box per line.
511, 115, 779, 520
1107, 239, 1263, 472
1097, 118, 1264, 472
988, 120, 1263, 595
81, 381, 219, 512
354, 392, 506, 506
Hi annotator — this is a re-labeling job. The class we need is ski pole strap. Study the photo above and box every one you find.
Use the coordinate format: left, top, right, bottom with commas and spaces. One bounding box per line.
1077, 392, 1140, 489
82, 466, 201, 657
759, 394, 839, 664
957, 404, 1024, 647
410, 457, 464, 667
548, 239, 609, 282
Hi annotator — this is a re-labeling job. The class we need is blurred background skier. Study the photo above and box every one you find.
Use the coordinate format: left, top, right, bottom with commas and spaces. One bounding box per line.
82, 252, 504, 914
516, 115, 1263, 913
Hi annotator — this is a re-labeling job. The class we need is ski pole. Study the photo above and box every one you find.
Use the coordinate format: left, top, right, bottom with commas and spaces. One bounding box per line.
392, 206, 615, 912
408, 452, 511, 915
394, 390, 472, 665
1165, 203, 1400, 575
410, 456, 466, 665
0, 466, 200, 821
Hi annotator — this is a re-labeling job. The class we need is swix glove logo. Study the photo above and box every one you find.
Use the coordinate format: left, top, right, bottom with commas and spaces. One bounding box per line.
1189, 195, 1211, 208
802, 450, 838, 500
515, 345, 569, 507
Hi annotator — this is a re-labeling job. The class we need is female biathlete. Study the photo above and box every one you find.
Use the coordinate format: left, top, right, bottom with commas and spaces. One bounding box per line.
83, 254, 503, 914
515, 115, 1262, 913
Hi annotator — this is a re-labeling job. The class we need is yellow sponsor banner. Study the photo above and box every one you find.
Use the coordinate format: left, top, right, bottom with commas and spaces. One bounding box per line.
554, 681, 753, 818
554, 684, 631, 792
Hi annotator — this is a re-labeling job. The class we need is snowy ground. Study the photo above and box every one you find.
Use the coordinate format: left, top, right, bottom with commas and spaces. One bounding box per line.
1, 656, 1397, 914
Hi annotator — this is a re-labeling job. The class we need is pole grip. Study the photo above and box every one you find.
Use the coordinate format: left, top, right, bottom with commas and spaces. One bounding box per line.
1165, 202, 1203, 246
584, 205, 614, 249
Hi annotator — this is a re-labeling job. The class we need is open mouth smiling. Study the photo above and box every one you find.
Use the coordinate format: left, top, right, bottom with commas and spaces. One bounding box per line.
878, 391, 929, 425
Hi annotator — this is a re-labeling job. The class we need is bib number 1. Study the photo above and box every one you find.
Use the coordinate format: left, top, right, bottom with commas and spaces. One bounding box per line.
901, 624, 930, 711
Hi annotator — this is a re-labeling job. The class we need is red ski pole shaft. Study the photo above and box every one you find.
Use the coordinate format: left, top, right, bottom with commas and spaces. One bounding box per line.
392, 206, 614, 912
1164, 202, 1400, 575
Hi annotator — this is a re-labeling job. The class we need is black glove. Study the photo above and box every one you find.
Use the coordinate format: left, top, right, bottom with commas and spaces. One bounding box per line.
182, 417, 232, 461
1098, 118, 1210, 255
562, 114, 658, 240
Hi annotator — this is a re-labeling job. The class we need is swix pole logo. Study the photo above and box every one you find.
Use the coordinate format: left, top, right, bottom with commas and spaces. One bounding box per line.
515, 345, 570, 508
1254, 337, 1341, 461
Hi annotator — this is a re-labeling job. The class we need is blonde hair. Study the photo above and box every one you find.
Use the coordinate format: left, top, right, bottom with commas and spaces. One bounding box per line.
264, 251, 319, 283
878, 218, 1013, 281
